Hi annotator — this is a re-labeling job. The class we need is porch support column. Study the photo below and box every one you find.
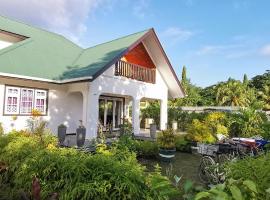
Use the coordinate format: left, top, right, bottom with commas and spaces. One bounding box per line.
160, 98, 168, 130
132, 97, 141, 135
82, 91, 88, 128
85, 92, 99, 139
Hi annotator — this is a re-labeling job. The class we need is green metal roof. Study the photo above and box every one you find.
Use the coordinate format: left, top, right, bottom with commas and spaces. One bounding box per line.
0, 15, 149, 81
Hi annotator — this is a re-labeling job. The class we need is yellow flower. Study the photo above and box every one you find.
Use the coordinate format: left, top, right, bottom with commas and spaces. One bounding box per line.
31, 109, 42, 117
47, 143, 56, 150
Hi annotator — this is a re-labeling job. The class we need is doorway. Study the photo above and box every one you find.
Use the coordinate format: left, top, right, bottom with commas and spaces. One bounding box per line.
98, 95, 124, 131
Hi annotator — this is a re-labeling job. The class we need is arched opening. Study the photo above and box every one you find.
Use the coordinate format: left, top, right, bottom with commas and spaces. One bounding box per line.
65, 92, 83, 133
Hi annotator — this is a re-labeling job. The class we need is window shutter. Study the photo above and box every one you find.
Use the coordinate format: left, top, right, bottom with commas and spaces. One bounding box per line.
4, 86, 20, 115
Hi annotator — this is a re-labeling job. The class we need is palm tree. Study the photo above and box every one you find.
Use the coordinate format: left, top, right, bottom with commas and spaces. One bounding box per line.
216, 80, 252, 107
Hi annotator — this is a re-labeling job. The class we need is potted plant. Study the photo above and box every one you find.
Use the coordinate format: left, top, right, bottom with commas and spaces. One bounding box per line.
57, 124, 67, 145
158, 129, 176, 162
76, 120, 86, 147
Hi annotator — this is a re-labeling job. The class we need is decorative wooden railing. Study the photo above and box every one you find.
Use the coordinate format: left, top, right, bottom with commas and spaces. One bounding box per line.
115, 60, 156, 84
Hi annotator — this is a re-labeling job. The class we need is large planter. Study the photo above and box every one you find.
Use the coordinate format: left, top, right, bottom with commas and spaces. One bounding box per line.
57, 125, 67, 145
159, 148, 176, 162
150, 124, 157, 139
76, 127, 86, 147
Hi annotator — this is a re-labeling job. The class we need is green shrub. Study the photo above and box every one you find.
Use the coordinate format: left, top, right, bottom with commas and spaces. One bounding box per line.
186, 119, 216, 143
175, 135, 193, 152
226, 153, 270, 199
0, 132, 178, 200
195, 179, 259, 200
134, 141, 159, 158
227, 109, 268, 138
0, 123, 3, 135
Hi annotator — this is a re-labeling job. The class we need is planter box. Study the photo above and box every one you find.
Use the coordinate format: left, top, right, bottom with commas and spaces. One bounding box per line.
159, 148, 176, 162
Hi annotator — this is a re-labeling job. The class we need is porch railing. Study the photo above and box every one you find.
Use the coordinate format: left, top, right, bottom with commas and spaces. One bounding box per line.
115, 60, 156, 84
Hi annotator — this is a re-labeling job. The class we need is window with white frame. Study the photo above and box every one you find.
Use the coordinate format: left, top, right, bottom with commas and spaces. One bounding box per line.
4, 86, 48, 115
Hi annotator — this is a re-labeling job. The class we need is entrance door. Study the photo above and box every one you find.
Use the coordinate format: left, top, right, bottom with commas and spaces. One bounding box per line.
99, 96, 124, 131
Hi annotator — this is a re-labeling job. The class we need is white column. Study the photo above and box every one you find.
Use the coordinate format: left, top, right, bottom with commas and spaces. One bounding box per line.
82, 91, 88, 128
132, 97, 141, 135
160, 98, 168, 130
85, 91, 99, 139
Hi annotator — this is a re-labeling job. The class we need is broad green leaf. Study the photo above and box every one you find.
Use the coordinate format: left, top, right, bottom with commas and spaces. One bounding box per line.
195, 191, 211, 200
243, 180, 257, 193
230, 185, 243, 200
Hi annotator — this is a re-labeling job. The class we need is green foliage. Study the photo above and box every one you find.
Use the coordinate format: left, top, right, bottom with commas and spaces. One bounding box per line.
0, 132, 178, 200
216, 79, 257, 107
180, 180, 205, 200
0, 123, 3, 135
182, 65, 188, 88
134, 140, 159, 158
243, 73, 249, 85
175, 134, 193, 152
140, 101, 160, 128
249, 70, 270, 91
146, 165, 179, 199
186, 112, 228, 143
158, 129, 176, 149
226, 108, 268, 138
195, 179, 258, 200
226, 153, 270, 200
168, 109, 206, 131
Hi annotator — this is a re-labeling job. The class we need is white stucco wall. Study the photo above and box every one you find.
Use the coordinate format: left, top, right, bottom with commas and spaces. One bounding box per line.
0, 77, 88, 134
85, 64, 169, 138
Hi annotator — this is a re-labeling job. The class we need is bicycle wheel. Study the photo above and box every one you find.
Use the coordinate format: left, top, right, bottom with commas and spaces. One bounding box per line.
198, 156, 218, 185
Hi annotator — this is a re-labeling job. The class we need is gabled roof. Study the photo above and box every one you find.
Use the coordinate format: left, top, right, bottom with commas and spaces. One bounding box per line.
0, 15, 184, 97
0, 15, 148, 82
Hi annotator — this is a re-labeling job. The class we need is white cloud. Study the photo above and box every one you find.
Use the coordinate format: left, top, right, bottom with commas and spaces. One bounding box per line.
260, 44, 270, 56
196, 44, 243, 55
162, 27, 195, 44
132, 0, 150, 19
0, 0, 110, 43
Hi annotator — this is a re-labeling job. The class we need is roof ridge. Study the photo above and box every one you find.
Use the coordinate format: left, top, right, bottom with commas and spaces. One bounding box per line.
83, 28, 151, 51
0, 14, 82, 49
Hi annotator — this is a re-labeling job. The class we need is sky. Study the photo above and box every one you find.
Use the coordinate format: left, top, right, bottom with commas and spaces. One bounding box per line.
0, 0, 269, 87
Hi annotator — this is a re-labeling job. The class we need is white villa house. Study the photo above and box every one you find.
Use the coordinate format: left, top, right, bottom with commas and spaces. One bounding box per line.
0, 15, 185, 139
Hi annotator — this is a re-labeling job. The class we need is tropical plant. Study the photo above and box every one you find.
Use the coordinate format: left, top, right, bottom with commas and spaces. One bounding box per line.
186, 119, 216, 143
226, 153, 270, 200
140, 101, 160, 128
134, 140, 159, 158
158, 129, 176, 149
0, 132, 178, 200
258, 85, 270, 110
195, 179, 258, 200
216, 79, 256, 107
175, 134, 193, 152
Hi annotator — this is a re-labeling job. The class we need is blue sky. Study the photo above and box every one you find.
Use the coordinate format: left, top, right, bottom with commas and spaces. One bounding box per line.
1, 0, 269, 87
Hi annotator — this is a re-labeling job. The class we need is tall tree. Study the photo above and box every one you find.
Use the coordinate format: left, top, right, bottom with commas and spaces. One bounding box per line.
215, 79, 255, 107
243, 74, 248, 85
181, 65, 187, 88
